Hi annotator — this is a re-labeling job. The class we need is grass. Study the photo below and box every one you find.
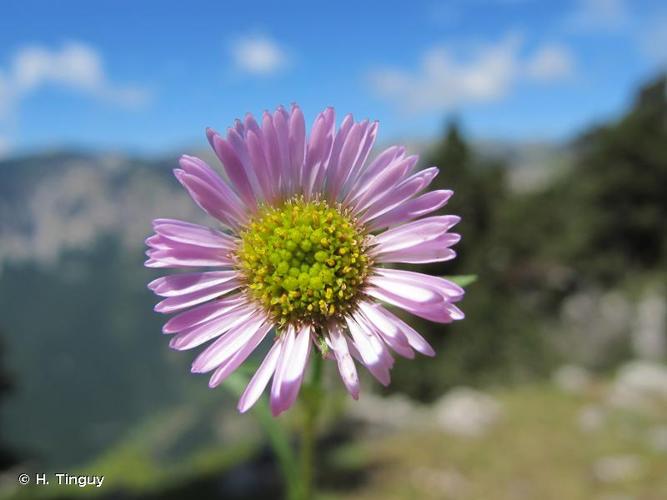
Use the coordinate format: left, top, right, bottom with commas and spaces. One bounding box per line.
4, 380, 665, 499
324, 384, 667, 500
2, 405, 260, 499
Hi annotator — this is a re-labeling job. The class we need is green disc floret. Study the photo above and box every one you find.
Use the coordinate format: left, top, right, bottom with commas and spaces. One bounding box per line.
236, 197, 370, 327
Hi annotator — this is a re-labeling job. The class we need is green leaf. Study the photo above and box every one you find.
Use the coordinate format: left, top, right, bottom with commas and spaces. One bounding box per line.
443, 274, 478, 287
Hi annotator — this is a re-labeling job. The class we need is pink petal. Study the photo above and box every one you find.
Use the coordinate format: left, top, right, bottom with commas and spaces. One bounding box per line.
177, 156, 247, 224
373, 215, 460, 253
357, 302, 415, 359
154, 279, 241, 313
174, 169, 246, 229
169, 304, 256, 350
238, 339, 283, 413
152, 219, 238, 250
366, 270, 464, 324
366, 286, 464, 324
208, 322, 273, 388
374, 268, 464, 300
206, 129, 257, 208
244, 113, 263, 138
346, 317, 391, 386
272, 106, 292, 196
324, 114, 354, 202
145, 244, 234, 268
191, 313, 268, 373
178, 155, 242, 203
272, 325, 312, 416
373, 305, 436, 357
367, 275, 442, 306
145, 234, 171, 250
289, 104, 306, 187
246, 129, 276, 202
305, 107, 336, 199
234, 117, 246, 133
260, 112, 282, 198
351, 155, 418, 215
148, 271, 238, 297
329, 120, 367, 200
327, 323, 360, 399
161, 294, 246, 334
375, 233, 460, 264
341, 121, 378, 197
270, 326, 296, 415
354, 313, 396, 370
368, 190, 453, 231
227, 127, 266, 202
360, 167, 439, 224
348, 145, 404, 196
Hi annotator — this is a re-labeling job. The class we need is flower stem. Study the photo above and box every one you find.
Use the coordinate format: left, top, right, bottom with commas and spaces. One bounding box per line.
300, 352, 323, 499
222, 372, 300, 499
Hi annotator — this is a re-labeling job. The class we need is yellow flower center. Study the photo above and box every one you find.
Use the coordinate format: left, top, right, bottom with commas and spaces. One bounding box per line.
236, 197, 370, 327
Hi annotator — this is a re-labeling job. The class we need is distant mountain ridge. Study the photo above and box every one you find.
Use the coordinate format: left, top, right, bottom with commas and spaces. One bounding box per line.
0, 151, 205, 274
0, 140, 565, 273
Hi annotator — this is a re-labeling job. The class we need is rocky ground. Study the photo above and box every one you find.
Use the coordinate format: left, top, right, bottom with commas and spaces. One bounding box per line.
2, 361, 665, 500
323, 361, 667, 500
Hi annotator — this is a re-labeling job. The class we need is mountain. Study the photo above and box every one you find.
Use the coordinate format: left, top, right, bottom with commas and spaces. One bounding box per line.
0, 150, 204, 274
473, 139, 571, 192
0, 138, 566, 469
0, 150, 227, 468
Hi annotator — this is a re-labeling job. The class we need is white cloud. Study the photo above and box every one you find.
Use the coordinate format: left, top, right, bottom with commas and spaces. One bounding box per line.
230, 34, 290, 76
13, 44, 103, 92
8, 42, 150, 107
525, 44, 575, 80
639, 14, 667, 65
0, 41, 150, 154
367, 35, 575, 114
369, 36, 520, 113
0, 75, 10, 118
566, 0, 629, 32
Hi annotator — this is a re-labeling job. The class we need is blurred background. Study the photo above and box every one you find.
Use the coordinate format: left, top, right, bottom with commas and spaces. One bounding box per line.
1, 0, 666, 498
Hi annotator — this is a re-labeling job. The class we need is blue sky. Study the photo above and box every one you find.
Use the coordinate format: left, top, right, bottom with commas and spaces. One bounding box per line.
0, 0, 665, 156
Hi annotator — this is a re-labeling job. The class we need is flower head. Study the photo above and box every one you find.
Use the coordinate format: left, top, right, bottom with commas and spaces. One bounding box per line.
146, 105, 464, 416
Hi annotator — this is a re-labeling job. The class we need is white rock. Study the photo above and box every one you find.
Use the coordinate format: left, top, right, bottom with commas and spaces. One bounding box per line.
347, 393, 423, 431
593, 455, 643, 483
631, 289, 666, 361
559, 290, 632, 366
647, 426, 667, 453
553, 365, 592, 394
607, 361, 667, 413
578, 405, 606, 432
433, 387, 502, 437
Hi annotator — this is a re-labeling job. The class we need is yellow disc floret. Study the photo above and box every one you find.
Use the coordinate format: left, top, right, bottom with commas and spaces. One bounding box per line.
236, 197, 370, 327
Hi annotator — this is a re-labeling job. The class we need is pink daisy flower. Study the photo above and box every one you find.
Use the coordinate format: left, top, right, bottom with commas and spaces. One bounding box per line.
146, 105, 464, 416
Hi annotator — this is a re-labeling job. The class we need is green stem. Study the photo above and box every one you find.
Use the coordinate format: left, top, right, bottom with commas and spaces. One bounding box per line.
223, 372, 300, 499
300, 352, 323, 499
255, 404, 301, 500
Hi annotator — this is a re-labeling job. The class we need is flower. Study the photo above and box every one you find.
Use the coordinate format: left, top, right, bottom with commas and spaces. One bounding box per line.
146, 105, 464, 416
